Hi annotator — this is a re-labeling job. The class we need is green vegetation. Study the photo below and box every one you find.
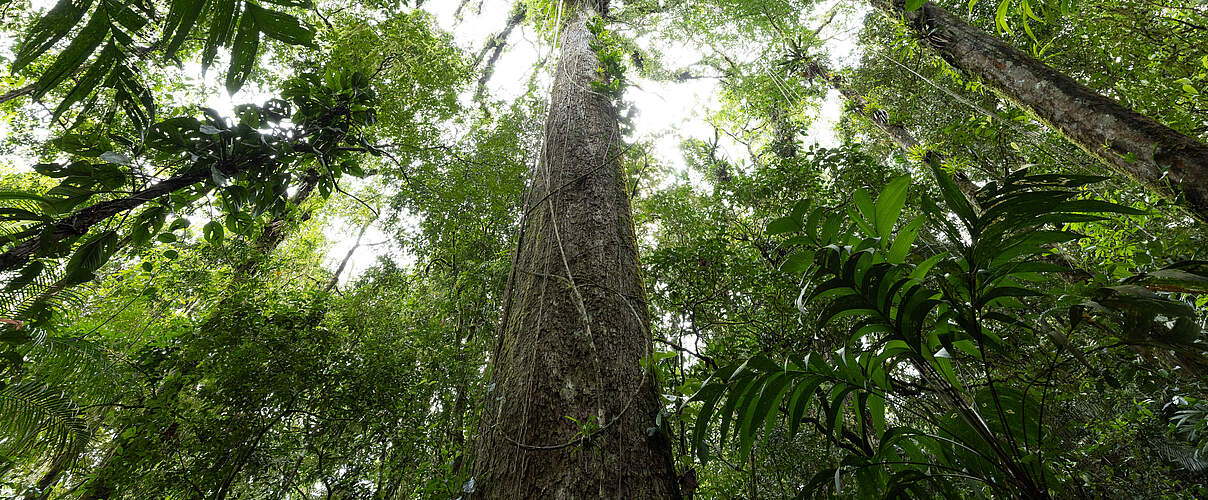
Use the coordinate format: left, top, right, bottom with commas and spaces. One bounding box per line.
1, 0, 1207, 497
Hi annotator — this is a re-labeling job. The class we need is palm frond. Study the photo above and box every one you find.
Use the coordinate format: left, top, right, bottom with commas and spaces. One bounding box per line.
1, 262, 88, 344
1157, 441, 1208, 473
0, 381, 90, 461
20, 335, 122, 403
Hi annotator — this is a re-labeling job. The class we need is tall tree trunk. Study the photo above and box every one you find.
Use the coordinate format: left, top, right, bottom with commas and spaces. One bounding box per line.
870, 0, 1208, 222
471, 3, 680, 498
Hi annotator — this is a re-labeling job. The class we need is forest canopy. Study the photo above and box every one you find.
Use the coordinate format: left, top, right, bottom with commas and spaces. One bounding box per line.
1, 0, 1207, 498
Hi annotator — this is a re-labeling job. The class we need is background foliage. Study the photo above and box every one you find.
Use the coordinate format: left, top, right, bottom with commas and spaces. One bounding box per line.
1, 0, 1207, 498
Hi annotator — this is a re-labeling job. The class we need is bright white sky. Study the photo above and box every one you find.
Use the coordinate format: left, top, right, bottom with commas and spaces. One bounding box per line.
9, 0, 863, 285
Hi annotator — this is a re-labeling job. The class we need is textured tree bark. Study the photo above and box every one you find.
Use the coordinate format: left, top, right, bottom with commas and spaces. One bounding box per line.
870, 0, 1208, 222
471, 3, 680, 498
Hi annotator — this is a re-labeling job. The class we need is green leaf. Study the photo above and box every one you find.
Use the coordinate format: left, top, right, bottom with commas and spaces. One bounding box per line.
1055, 199, 1148, 216
156, 233, 178, 243
805, 207, 824, 242
781, 250, 815, 274
690, 374, 732, 402
203, 221, 225, 245
63, 230, 118, 285
343, 161, 366, 178
262, 0, 314, 7
887, 215, 925, 264
732, 355, 780, 379
717, 376, 760, 449
875, 175, 910, 240
910, 252, 947, 281
249, 3, 316, 47
52, 41, 119, 121
867, 393, 886, 437
825, 385, 857, 440
905, 0, 928, 11
791, 199, 812, 219
163, 249, 180, 260
806, 277, 858, 305
12, 0, 93, 72
767, 215, 801, 235
225, 7, 260, 94
691, 384, 725, 463
113, 68, 156, 130
0, 382, 90, 460
738, 373, 789, 459
211, 165, 229, 187
987, 230, 1081, 265
131, 206, 166, 247
203, 0, 239, 71
641, 350, 677, 372
978, 286, 1043, 307
32, 9, 109, 100
787, 374, 825, 439
105, 0, 149, 34
821, 212, 843, 244
927, 162, 976, 226
5, 262, 46, 292
163, 0, 210, 59
98, 152, 129, 166
804, 467, 840, 496
995, 0, 1013, 35
759, 373, 793, 449
853, 188, 874, 229
974, 385, 1043, 445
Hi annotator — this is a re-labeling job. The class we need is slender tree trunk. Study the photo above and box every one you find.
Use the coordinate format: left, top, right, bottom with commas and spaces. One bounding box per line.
471, 3, 680, 497
230, 170, 320, 280
473, 3, 528, 87
324, 214, 375, 292
799, 59, 982, 200
23, 443, 77, 500
871, 0, 1208, 222
0, 161, 316, 274
0, 83, 35, 105
803, 58, 1126, 290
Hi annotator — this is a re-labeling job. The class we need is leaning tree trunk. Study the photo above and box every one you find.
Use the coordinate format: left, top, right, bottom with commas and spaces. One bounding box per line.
470, 3, 680, 498
871, 0, 1208, 222
798, 58, 986, 201
802, 59, 1208, 380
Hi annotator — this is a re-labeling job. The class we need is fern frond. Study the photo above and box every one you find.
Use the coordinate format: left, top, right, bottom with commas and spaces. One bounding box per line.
0, 261, 87, 341
1157, 441, 1208, 472
0, 381, 90, 460
21, 335, 121, 403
